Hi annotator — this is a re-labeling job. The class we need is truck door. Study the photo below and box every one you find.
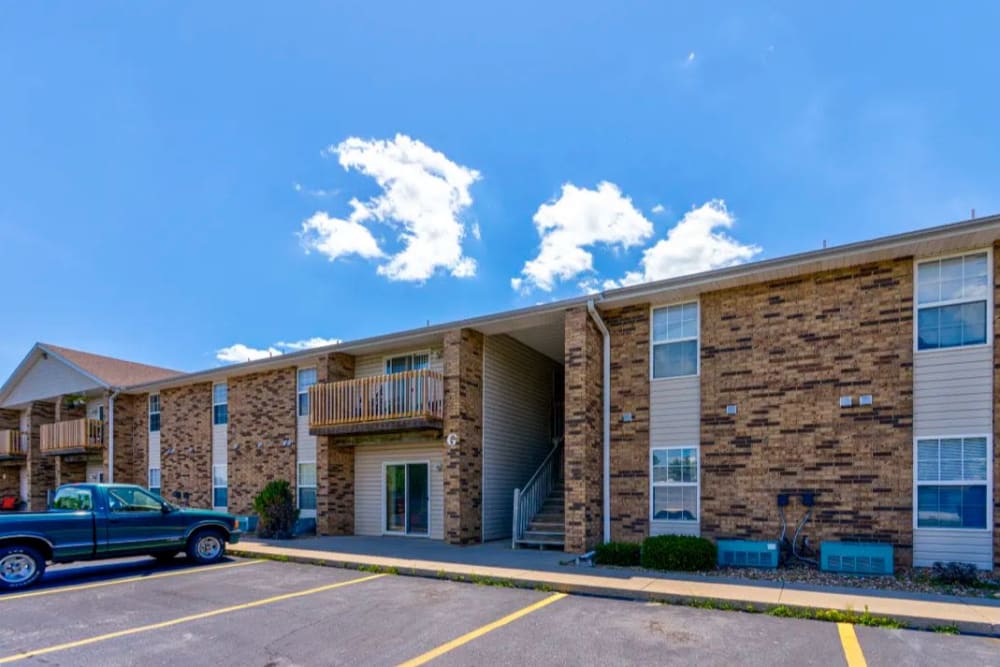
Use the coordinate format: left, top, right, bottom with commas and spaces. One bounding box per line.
103, 486, 188, 555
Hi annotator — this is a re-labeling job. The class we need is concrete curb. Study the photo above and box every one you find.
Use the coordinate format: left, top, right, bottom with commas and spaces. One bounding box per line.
230, 543, 999, 637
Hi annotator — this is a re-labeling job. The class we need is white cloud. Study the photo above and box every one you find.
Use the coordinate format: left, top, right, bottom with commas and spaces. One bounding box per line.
609, 200, 761, 288
685, 52, 696, 65
514, 181, 654, 292
651, 203, 666, 214
299, 134, 481, 282
216, 337, 342, 364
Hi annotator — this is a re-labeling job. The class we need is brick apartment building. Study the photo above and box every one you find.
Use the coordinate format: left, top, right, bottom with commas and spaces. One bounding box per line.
1, 215, 997, 571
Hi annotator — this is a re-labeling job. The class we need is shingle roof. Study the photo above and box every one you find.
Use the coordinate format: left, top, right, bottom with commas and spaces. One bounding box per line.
40, 343, 184, 388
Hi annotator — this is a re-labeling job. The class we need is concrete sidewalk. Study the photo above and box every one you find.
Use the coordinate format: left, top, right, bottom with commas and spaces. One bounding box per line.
229, 537, 1000, 636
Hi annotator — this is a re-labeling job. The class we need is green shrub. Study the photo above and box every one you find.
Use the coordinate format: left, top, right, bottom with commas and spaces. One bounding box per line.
931, 561, 978, 586
252, 480, 299, 539
640, 535, 716, 572
595, 541, 641, 566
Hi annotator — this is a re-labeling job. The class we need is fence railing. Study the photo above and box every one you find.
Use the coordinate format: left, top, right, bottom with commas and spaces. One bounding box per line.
512, 439, 563, 548
0, 430, 26, 457
39, 418, 104, 453
309, 370, 444, 429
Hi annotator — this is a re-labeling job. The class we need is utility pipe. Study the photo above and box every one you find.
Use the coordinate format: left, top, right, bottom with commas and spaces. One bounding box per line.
586, 300, 611, 544
108, 390, 120, 483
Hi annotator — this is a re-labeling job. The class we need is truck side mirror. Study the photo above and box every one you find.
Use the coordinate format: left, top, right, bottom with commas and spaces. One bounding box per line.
161, 503, 172, 514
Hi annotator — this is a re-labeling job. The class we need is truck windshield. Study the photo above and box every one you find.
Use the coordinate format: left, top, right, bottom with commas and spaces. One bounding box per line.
51, 487, 94, 511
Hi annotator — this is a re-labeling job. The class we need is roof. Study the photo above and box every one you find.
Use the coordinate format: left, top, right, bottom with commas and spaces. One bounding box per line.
39, 344, 183, 387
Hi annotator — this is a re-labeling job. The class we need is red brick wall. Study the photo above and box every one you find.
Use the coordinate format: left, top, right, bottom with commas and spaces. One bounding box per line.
317, 353, 356, 535
443, 328, 484, 544
161, 383, 213, 508
700, 259, 914, 565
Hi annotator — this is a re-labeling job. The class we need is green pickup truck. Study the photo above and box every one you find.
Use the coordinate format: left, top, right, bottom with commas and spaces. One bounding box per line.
0, 483, 241, 590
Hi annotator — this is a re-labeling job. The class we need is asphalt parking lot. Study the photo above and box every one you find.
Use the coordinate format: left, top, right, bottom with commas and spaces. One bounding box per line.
1, 557, 998, 666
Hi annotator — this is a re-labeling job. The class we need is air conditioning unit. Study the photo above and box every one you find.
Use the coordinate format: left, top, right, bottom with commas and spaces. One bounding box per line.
717, 539, 779, 569
820, 542, 893, 575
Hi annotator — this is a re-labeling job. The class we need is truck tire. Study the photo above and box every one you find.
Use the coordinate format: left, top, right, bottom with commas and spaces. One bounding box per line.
0, 544, 46, 590
186, 529, 225, 565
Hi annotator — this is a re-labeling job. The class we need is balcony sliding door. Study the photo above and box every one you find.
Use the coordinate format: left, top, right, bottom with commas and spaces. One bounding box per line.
384, 462, 429, 536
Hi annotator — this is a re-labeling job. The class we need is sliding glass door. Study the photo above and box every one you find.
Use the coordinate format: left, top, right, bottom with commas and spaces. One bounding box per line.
385, 462, 429, 536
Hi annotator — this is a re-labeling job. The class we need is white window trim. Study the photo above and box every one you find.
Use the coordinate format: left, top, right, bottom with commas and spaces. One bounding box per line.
650, 300, 701, 381
212, 382, 228, 425
383, 350, 432, 375
913, 248, 993, 355
148, 467, 161, 492
649, 446, 700, 523
297, 367, 317, 418
380, 459, 431, 537
212, 463, 228, 510
148, 394, 160, 433
911, 434, 993, 532
297, 461, 317, 516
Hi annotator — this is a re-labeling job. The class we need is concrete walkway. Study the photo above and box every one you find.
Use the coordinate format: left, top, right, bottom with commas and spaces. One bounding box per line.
230, 536, 1000, 636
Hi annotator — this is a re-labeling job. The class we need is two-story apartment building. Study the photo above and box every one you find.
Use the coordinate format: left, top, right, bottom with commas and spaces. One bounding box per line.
1, 214, 998, 571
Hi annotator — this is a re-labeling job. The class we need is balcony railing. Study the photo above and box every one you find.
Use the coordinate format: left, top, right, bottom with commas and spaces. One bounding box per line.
40, 418, 104, 454
0, 430, 26, 458
309, 370, 444, 434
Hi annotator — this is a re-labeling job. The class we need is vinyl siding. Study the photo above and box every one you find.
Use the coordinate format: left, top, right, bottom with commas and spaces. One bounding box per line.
296, 415, 316, 517
148, 431, 161, 471
913, 346, 993, 436
354, 347, 444, 379
482, 335, 557, 541
211, 423, 227, 508
913, 344, 994, 569
650, 374, 701, 537
85, 461, 104, 483
354, 442, 444, 539
2, 358, 101, 407
913, 529, 993, 569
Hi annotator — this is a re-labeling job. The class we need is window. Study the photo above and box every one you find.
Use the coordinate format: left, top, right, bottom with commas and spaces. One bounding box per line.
652, 303, 699, 378
916, 252, 990, 350
385, 352, 430, 374
651, 447, 699, 521
916, 437, 990, 529
51, 487, 93, 511
149, 395, 161, 433
297, 368, 317, 417
298, 462, 317, 510
213, 383, 228, 425
108, 487, 163, 512
148, 467, 161, 496
212, 464, 228, 508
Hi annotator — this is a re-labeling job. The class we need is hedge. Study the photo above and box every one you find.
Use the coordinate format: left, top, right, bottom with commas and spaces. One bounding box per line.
594, 541, 641, 566
640, 535, 716, 572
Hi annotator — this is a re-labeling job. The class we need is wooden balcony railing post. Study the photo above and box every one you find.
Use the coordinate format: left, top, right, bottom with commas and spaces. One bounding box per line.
309, 369, 444, 429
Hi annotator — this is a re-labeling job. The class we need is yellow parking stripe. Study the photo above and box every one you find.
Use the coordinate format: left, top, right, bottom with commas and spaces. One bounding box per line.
0, 559, 262, 602
837, 623, 867, 667
0, 573, 385, 664
397, 592, 567, 667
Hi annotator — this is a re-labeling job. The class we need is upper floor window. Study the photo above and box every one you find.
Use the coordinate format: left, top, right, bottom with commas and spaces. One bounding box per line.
652, 302, 699, 378
149, 395, 161, 433
386, 352, 429, 375
916, 252, 990, 350
297, 368, 317, 417
213, 383, 228, 425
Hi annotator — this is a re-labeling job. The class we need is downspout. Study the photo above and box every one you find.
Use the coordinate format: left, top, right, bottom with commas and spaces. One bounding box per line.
586, 300, 611, 544
108, 390, 120, 483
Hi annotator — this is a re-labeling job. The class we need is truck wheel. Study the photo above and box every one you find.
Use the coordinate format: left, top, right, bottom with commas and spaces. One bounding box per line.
0, 544, 45, 590
186, 530, 225, 564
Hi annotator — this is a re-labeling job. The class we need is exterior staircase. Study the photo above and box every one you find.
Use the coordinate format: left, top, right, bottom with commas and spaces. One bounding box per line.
519, 480, 565, 548
512, 440, 565, 549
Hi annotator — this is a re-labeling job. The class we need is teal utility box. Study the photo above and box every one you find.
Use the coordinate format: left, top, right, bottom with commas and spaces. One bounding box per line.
820, 542, 893, 575
717, 539, 779, 569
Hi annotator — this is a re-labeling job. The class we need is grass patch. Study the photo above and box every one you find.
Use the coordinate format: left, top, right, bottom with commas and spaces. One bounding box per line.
470, 575, 515, 588
929, 624, 960, 635
767, 605, 907, 629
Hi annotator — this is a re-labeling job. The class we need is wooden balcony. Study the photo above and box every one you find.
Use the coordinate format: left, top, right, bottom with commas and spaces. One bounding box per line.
0, 430, 26, 460
40, 418, 104, 455
309, 370, 444, 437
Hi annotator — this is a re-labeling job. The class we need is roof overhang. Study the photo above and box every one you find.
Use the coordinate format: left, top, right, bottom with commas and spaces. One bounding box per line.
0, 344, 111, 409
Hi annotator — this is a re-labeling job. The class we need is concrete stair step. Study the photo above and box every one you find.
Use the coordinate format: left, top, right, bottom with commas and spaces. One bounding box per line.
532, 512, 564, 523
527, 520, 564, 531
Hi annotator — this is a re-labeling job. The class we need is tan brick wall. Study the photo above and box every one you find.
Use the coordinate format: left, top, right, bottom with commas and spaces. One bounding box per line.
443, 328, 484, 544
161, 383, 212, 508
317, 353, 356, 535
700, 259, 914, 565
110, 393, 147, 486
228, 369, 298, 516
27, 401, 56, 510
564, 307, 604, 552
605, 304, 651, 542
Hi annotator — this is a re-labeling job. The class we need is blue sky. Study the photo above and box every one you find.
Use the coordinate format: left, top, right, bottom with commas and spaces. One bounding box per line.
2, 2, 999, 375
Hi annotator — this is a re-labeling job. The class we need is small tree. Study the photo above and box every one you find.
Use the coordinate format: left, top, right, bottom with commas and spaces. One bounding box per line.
253, 480, 299, 539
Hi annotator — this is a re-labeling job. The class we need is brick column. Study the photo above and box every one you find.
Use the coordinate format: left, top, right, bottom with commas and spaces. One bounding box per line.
161, 383, 213, 508
443, 328, 484, 545
317, 353, 356, 535
563, 307, 604, 553
27, 401, 56, 510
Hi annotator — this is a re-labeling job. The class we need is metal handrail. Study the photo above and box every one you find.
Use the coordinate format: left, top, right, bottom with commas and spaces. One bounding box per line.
512, 439, 563, 548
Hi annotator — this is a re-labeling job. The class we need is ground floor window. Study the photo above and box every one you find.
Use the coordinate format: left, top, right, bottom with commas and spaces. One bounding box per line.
916, 436, 990, 529
651, 446, 699, 522
148, 467, 161, 496
212, 464, 228, 508
298, 462, 317, 510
